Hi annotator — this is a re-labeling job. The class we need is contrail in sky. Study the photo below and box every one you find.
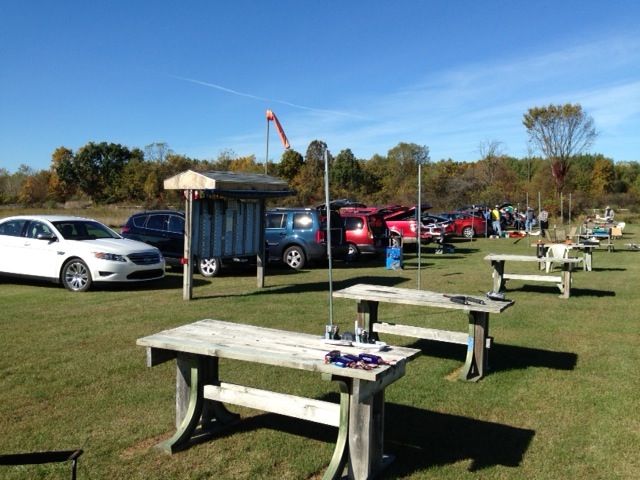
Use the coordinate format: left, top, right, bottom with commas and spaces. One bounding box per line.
164, 73, 370, 120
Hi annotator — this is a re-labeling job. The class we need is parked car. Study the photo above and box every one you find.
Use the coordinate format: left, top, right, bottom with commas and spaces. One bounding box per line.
438, 212, 488, 238
338, 209, 388, 261
120, 210, 253, 277
265, 208, 348, 269
0, 215, 165, 292
421, 214, 455, 237
382, 205, 434, 245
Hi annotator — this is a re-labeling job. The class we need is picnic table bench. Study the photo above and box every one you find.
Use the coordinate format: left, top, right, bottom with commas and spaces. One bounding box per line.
333, 284, 514, 382
137, 319, 420, 480
484, 253, 582, 299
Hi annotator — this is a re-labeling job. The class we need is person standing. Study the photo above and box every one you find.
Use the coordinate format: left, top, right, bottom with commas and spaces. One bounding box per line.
491, 205, 502, 237
525, 207, 535, 232
539, 207, 549, 237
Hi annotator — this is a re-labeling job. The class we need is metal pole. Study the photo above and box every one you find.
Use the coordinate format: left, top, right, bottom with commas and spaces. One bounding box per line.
265, 120, 270, 174
417, 162, 421, 289
324, 149, 333, 326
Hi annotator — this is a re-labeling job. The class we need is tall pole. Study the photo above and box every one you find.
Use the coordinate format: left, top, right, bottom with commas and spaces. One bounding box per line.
324, 149, 334, 326
265, 120, 270, 174
417, 161, 422, 289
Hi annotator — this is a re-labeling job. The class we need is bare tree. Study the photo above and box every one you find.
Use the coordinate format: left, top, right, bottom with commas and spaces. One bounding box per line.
523, 103, 598, 194
476, 139, 506, 185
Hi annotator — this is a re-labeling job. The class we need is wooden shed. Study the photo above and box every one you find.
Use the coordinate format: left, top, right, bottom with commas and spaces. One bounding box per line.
164, 170, 294, 299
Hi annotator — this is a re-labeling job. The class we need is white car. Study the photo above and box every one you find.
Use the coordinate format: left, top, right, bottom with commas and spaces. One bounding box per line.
0, 215, 165, 292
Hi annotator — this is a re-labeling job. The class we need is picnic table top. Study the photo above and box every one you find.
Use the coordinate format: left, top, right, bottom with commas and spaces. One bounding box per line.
137, 319, 420, 381
484, 253, 582, 263
333, 283, 513, 313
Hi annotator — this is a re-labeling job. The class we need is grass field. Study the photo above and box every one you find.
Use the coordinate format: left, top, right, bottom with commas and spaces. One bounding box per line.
1, 219, 639, 479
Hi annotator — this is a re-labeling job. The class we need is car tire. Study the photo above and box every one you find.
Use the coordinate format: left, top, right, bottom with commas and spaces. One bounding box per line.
284, 246, 306, 270
198, 257, 220, 277
462, 226, 475, 238
345, 243, 359, 262
61, 258, 92, 292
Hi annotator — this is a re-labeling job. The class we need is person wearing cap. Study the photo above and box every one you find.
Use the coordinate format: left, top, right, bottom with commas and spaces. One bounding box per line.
604, 206, 615, 222
525, 206, 535, 232
490, 205, 502, 237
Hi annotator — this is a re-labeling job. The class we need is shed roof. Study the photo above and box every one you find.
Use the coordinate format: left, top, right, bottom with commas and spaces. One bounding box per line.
164, 170, 293, 198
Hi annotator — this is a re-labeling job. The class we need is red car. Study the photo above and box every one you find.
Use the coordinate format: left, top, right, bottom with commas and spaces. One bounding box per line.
438, 212, 487, 238
339, 210, 389, 261
382, 205, 435, 245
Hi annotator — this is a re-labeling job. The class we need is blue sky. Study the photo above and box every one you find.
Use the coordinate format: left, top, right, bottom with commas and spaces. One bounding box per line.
1, 1, 639, 174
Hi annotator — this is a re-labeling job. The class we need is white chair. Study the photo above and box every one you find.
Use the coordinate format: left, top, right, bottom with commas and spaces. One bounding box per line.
546, 244, 569, 273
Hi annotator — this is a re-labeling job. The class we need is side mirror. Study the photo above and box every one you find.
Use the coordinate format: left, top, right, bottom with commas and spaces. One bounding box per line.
37, 233, 57, 242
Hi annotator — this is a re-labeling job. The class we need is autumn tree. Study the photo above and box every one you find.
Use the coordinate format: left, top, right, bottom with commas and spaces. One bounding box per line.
277, 149, 304, 181
523, 103, 598, 194
330, 148, 363, 195
19, 170, 52, 205
55, 142, 141, 204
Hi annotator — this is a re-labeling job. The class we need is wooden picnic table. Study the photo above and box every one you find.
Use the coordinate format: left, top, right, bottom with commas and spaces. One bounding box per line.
137, 319, 420, 480
484, 253, 582, 299
333, 284, 514, 382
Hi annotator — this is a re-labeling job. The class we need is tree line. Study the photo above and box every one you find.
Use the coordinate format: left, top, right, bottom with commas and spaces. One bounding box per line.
1, 103, 639, 217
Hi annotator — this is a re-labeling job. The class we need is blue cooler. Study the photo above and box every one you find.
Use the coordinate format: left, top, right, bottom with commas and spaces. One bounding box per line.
386, 246, 403, 270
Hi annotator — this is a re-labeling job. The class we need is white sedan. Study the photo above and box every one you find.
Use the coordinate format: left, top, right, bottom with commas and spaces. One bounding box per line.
0, 215, 165, 292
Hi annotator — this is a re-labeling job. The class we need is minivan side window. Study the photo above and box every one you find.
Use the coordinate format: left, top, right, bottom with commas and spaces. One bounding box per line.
292, 213, 313, 229
344, 217, 364, 231
266, 213, 286, 229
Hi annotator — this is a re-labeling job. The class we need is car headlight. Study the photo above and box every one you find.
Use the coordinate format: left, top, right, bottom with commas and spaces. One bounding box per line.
93, 252, 127, 262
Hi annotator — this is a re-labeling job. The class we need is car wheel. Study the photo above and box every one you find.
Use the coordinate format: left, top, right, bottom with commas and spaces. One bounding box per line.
61, 258, 92, 292
345, 243, 359, 262
198, 257, 220, 277
284, 246, 306, 270
390, 234, 402, 248
462, 226, 475, 238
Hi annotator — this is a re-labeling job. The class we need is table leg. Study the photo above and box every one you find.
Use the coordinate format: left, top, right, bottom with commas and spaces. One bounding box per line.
159, 354, 239, 454
560, 268, 571, 299
460, 311, 490, 382
158, 355, 204, 454
491, 260, 505, 292
356, 300, 379, 341
322, 377, 349, 480
585, 248, 593, 272
348, 380, 386, 479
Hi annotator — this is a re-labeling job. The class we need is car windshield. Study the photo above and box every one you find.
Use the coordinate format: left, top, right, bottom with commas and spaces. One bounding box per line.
52, 220, 121, 240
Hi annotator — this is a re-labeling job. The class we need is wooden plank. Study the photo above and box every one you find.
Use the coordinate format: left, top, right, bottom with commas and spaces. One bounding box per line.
203, 382, 340, 427
333, 284, 513, 313
484, 253, 581, 264
503, 273, 563, 283
137, 319, 421, 382
373, 322, 468, 345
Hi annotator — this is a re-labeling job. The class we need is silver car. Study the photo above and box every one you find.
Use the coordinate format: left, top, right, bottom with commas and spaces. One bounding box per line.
0, 215, 165, 292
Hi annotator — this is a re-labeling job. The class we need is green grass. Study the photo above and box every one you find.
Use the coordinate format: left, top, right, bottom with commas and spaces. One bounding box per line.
1, 228, 639, 479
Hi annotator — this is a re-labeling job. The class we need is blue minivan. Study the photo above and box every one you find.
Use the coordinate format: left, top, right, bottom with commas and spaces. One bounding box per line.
265, 208, 348, 269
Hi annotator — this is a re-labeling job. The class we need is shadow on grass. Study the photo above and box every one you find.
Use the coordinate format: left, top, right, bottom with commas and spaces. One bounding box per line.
505, 284, 616, 298
192, 275, 412, 300
201, 400, 534, 476
405, 339, 578, 374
